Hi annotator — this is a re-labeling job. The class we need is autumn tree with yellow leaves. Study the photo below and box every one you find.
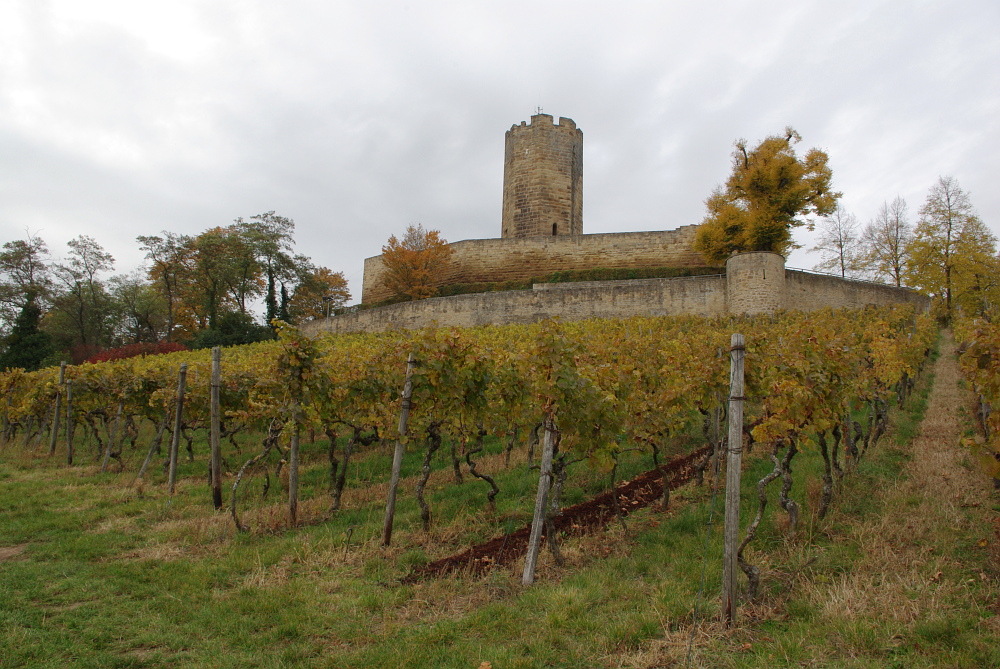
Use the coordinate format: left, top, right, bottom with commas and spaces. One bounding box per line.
905, 176, 998, 320
380, 224, 453, 301
695, 127, 840, 264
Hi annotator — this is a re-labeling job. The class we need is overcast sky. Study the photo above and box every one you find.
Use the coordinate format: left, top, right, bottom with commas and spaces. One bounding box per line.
2, 0, 998, 306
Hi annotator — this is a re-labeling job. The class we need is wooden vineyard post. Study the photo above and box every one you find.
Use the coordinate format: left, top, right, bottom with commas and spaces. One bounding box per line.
210, 347, 223, 510
168, 363, 188, 495
722, 333, 746, 625
65, 380, 75, 465
522, 417, 556, 585
49, 361, 65, 456
382, 354, 416, 547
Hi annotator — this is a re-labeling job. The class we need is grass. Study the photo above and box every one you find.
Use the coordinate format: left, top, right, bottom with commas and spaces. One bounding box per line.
1, 332, 998, 668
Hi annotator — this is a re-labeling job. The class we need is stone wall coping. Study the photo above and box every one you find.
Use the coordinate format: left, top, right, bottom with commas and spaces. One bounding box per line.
362, 225, 704, 263
726, 251, 787, 262
785, 267, 907, 289
532, 274, 725, 291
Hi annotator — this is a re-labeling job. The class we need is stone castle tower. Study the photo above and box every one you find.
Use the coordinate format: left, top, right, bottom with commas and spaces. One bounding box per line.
501, 113, 583, 238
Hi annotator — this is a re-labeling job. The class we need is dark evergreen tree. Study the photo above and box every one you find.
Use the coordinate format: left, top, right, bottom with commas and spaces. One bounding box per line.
278, 284, 291, 324
0, 293, 54, 371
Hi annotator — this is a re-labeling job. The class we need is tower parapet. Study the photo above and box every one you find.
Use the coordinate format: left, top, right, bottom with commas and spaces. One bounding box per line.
501, 113, 583, 238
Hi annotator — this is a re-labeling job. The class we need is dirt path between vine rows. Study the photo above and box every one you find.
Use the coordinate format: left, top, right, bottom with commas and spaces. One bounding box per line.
754, 330, 999, 649
793, 329, 997, 625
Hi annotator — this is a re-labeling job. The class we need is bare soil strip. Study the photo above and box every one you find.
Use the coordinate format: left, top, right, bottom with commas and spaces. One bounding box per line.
0, 544, 27, 562
405, 444, 712, 581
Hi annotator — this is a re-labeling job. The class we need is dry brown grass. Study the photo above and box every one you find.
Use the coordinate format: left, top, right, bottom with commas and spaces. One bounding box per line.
798, 332, 997, 628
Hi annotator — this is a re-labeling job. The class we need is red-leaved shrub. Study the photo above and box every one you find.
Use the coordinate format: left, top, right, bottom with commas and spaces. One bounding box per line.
85, 341, 188, 364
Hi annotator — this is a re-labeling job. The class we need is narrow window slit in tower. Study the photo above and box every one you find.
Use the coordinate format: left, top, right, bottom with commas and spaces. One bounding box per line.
552, 224, 557, 236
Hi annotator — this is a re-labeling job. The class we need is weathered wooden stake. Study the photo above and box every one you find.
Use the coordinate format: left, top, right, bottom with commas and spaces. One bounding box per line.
49, 362, 65, 456
382, 354, 416, 547
722, 333, 746, 625
168, 363, 188, 495
210, 347, 223, 509
65, 380, 76, 465
522, 417, 556, 585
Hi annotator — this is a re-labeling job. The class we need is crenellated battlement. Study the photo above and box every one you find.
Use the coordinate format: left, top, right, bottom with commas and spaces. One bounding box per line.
507, 113, 578, 132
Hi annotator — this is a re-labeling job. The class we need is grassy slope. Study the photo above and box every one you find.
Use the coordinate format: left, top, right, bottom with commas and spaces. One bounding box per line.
0, 331, 998, 668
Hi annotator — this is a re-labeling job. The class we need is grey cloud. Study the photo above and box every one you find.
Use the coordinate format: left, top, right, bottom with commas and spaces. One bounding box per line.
1, 0, 997, 300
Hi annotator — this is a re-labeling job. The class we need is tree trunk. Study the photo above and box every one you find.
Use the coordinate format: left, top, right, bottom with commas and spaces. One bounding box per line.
817, 432, 834, 519
136, 416, 169, 483
289, 401, 300, 527
545, 453, 568, 565
777, 440, 799, 534
210, 347, 223, 509
466, 426, 500, 509
415, 424, 442, 531
101, 401, 123, 473
48, 362, 65, 456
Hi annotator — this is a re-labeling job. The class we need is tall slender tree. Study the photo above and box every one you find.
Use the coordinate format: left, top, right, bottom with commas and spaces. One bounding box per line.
137, 232, 195, 342
906, 176, 995, 319
0, 232, 53, 333
861, 197, 912, 287
49, 236, 115, 355
811, 204, 862, 277
234, 212, 296, 325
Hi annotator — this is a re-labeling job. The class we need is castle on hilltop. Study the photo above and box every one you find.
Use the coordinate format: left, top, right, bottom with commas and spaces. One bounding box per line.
306, 114, 925, 336
361, 113, 709, 305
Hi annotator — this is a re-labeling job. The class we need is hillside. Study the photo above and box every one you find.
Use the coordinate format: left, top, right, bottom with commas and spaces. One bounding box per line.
0, 318, 997, 667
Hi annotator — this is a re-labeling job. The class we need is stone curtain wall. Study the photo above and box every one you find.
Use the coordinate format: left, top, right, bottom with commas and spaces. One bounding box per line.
310, 253, 929, 336
307, 275, 727, 336
501, 114, 583, 239
785, 270, 928, 311
361, 226, 706, 303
